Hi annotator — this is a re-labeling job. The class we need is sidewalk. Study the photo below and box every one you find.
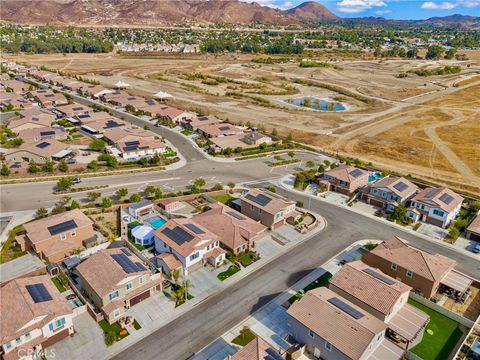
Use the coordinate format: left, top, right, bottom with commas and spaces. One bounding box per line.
277, 174, 480, 261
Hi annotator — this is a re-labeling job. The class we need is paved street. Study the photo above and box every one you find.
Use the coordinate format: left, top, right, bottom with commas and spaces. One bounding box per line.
111, 188, 480, 360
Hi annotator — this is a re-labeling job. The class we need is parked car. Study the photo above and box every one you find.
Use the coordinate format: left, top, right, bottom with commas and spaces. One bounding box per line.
472, 244, 480, 254
72, 177, 81, 184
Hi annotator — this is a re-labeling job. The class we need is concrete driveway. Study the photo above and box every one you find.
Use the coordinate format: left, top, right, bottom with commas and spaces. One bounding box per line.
128, 293, 175, 328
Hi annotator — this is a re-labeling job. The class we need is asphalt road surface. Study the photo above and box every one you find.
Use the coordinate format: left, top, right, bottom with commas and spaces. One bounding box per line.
112, 186, 480, 360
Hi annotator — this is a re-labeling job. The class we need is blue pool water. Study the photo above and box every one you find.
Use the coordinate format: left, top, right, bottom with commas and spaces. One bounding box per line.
284, 97, 347, 112
146, 216, 167, 230
368, 172, 383, 183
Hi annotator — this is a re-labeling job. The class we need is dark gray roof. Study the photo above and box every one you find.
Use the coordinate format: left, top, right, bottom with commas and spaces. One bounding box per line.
129, 200, 153, 211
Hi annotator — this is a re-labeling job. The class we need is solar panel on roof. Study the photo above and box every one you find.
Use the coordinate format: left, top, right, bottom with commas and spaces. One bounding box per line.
73, 107, 83, 111
47, 219, 77, 235
123, 145, 139, 152
36, 141, 50, 149
393, 182, 408, 192
246, 193, 272, 207
219, 126, 231, 131
162, 226, 194, 245
40, 130, 56, 136
185, 223, 205, 234
426, 188, 440, 198
111, 253, 145, 273
227, 211, 245, 220
105, 120, 121, 129
125, 141, 140, 146
145, 99, 156, 105
439, 193, 454, 205
121, 248, 132, 256
26, 283, 53, 303
349, 169, 363, 178
199, 116, 209, 121
327, 297, 364, 320
362, 268, 396, 285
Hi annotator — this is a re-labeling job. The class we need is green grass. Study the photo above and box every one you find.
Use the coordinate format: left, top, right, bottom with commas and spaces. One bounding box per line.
164, 147, 177, 157
217, 265, 241, 281
133, 319, 142, 330
212, 194, 235, 207
98, 320, 129, 345
269, 159, 300, 167
0, 225, 26, 264
232, 328, 257, 346
238, 251, 257, 267
408, 299, 464, 360
181, 129, 193, 136
51, 276, 67, 293
288, 272, 332, 304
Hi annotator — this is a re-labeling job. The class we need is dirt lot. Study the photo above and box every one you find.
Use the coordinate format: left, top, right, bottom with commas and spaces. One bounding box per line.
7, 52, 480, 193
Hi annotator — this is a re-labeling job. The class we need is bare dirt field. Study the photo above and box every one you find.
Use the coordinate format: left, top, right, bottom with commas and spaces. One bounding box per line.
7, 52, 480, 193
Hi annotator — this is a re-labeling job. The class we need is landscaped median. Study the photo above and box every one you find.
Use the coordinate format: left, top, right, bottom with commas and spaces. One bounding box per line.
408, 298, 464, 360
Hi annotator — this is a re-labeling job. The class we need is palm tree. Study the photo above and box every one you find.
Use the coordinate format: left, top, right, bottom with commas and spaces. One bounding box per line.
183, 278, 193, 301
168, 269, 181, 288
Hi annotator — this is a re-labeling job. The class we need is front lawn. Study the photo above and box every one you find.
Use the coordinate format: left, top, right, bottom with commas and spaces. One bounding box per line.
99, 320, 129, 346
133, 319, 142, 330
181, 129, 193, 136
238, 251, 257, 267
212, 194, 235, 207
51, 276, 67, 293
217, 265, 240, 281
408, 299, 464, 360
232, 327, 256, 346
164, 147, 177, 157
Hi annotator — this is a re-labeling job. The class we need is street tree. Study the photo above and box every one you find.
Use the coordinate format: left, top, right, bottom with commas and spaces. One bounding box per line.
129, 193, 142, 203
58, 159, 68, 172
87, 192, 101, 202
1, 163, 10, 176
57, 176, 73, 190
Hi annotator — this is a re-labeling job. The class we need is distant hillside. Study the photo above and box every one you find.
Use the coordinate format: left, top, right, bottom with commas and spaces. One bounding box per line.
286, 1, 339, 21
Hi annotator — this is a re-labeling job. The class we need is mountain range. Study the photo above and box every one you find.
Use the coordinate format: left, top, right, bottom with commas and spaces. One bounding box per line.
0, 0, 478, 28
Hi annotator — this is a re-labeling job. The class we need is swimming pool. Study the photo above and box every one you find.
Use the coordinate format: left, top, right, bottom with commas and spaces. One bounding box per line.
368, 171, 383, 183
146, 215, 167, 230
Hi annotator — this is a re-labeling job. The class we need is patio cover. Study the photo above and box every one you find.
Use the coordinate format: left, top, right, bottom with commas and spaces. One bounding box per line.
52, 149, 72, 159
441, 270, 473, 293
63, 256, 81, 269
387, 303, 429, 341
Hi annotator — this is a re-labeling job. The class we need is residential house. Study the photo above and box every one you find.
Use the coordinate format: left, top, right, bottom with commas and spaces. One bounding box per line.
156, 106, 195, 124
466, 213, 480, 242
28, 70, 56, 83
406, 187, 464, 228
0, 253, 46, 285
134, 99, 169, 117
29, 90, 68, 108
224, 336, 285, 360
287, 287, 389, 360
127, 200, 155, 219
154, 218, 226, 273
103, 127, 166, 160
329, 261, 429, 349
193, 202, 267, 254
51, 77, 84, 92
362, 237, 463, 298
1, 79, 28, 94
319, 165, 370, 195
209, 132, 273, 153
16, 127, 67, 142
80, 84, 109, 99
53, 103, 91, 119
76, 247, 162, 324
155, 253, 183, 274
197, 123, 244, 138
242, 132, 273, 146
361, 177, 418, 211
0, 275, 74, 360
15, 209, 94, 262
80, 118, 126, 137
178, 115, 220, 131
100, 90, 130, 105
240, 188, 296, 229
0, 91, 34, 110
75, 111, 115, 124
7, 109, 56, 132
5, 139, 72, 164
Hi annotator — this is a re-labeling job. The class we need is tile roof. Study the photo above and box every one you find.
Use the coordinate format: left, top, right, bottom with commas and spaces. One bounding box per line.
287, 287, 387, 360
368, 236, 456, 281
226, 337, 285, 360
155, 253, 183, 271
324, 164, 369, 183
411, 187, 463, 213
0, 275, 72, 344
329, 261, 411, 315
241, 188, 295, 215
193, 202, 267, 251
76, 247, 150, 298
154, 218, 220, 258
467, 213, 480, 235
103, 126, 155, 143
197, 123, 244, 137
23, 209, 93, 245
7, 138, 70, 158
367, 176, 418, 198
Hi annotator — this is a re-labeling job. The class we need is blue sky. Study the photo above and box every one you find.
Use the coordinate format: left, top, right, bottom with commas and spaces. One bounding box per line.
243, 0, 480, 20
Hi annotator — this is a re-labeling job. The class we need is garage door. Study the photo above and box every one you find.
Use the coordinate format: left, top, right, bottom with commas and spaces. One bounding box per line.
426, 216, 444, 228
469, 232, 480, 242
369, 198, 385, 208
129, 289, 151, 306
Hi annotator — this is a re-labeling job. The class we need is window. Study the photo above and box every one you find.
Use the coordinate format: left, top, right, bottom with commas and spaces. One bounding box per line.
60, 233, 66, 241
325, 342, 332, 351
433, 209, 444, 217
259, 209, 262, 214
391, 262, 397, 270
108, 290, 119, 301
15, 338, 21, 345
189, 252, 200, 261
139, 275, 145, 284
24, 333, 31, 340
373, 189, 378, 195
113, 309, 120, 318
4, 342, 12, 350
309, 329, 315, 338
70, 229, 76, 237
406, 270, 413, 278
48, 318, 66, 332
126, 282, 133, 291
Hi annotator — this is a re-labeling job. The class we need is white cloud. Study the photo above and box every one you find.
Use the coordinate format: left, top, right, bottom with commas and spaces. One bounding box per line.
375, 9, 392, 14
279, 1, 294, 10
336, 0, 387, 13
458, 0, 480, 7
421, 1, 458, 10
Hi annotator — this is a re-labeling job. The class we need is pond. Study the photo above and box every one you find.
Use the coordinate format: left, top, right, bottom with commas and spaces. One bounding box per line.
284, 96, 347, 112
